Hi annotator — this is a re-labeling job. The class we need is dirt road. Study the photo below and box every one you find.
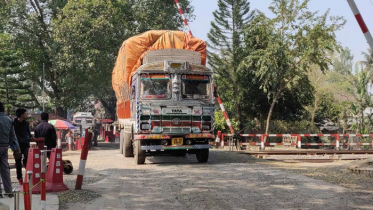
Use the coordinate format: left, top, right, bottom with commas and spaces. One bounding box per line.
60, 143, 370, 210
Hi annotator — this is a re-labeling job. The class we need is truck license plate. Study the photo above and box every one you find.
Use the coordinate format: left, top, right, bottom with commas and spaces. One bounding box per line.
172, 138, 183, 145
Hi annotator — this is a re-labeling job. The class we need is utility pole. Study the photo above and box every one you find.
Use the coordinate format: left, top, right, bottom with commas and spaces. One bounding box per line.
42, 63, 45, 112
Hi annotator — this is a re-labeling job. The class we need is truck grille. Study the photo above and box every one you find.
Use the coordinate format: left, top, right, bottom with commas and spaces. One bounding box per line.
162, 115, 191, 133
162, 127, 191, 133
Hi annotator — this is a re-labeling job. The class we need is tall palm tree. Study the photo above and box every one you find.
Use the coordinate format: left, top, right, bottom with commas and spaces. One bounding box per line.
361, 49, 373, 69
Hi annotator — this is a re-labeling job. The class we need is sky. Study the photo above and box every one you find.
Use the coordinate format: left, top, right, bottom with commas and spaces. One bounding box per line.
188, 0, 373, 64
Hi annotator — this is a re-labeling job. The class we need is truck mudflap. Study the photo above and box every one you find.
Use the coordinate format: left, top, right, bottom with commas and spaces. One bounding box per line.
140, 144, 212, 150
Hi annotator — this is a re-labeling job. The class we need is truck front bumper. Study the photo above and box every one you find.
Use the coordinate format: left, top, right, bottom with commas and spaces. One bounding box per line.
140, 144, 212, 151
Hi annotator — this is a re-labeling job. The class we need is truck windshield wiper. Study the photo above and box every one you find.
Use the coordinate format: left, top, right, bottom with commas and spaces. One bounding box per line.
149, 77, 160, 95
189, 80, 200, 94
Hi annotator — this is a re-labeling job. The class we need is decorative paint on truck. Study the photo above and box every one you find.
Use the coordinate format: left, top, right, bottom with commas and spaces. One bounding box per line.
112, 30, 215, 164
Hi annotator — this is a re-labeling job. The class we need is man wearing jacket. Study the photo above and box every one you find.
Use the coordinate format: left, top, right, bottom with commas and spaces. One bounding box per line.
0, 102, 14, 198
34, 112, 57, 158
13, 108, 32, 185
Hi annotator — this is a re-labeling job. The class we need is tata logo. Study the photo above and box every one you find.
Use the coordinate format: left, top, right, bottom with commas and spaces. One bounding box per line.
172, 118, 181, 125
172, 109, 182, 113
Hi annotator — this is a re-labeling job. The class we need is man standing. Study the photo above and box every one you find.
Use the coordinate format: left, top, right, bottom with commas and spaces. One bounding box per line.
34, 112, 57, 158
0, 102, 14, 198
13, 108, 32, 185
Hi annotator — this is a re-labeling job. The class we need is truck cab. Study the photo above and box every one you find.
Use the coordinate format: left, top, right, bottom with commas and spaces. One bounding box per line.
120, 49, 215, 164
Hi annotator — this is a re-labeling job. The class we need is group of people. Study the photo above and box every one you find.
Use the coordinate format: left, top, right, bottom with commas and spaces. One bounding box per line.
0, 101, 57, 198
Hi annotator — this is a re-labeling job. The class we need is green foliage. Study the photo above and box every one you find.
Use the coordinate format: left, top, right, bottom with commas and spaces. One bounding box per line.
52, 0, 194, 118
1, 0, 194, 118
214, 110, 239, 134
0, 0, 69, 116
0, 34, 38, 114
242, 0, 345, 134
208, 0, 255, 130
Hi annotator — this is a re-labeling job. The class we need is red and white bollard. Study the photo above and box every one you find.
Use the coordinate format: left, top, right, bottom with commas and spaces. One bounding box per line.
57, 130, 62, 149
297, 135, 301, 149
23, 181, 31, 210
40, 146, 47, 209
336, 134, 340, 150
220, 134, 225, 147
27, 171, 33, 208
260, 134, 265, 150
215, 130, 222, 148
68, 130, 73, 151
75, 129, 92, 190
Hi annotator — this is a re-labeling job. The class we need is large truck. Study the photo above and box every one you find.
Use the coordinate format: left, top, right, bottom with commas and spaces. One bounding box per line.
112, 30, 215, 164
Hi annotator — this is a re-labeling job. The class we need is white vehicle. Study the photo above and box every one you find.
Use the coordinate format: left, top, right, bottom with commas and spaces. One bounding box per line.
73, 112, 95, 130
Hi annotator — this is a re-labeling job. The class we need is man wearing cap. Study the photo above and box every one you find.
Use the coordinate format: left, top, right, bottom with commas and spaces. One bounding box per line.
13, 108, 32, 185
0, 102, 14, 198
34, 112, 57, 158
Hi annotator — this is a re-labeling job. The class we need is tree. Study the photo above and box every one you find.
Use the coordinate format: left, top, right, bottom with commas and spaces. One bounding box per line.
1, 0, 194, 118
207, 0, 255, 130
0, 34, 38, 114
53, 0, 195, 119
1, 0, 69, 116
243, 0, 345, 134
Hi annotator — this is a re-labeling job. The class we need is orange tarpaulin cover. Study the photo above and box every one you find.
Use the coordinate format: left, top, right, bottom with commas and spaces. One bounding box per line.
112, 30, 207, 119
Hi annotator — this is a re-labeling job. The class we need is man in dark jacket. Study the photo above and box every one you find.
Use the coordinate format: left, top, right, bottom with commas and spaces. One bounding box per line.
13, 108, 32, 185
34, 112, 57, 158
0, 102, 14, 198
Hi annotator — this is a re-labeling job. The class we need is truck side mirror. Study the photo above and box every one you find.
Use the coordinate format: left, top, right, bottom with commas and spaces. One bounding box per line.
131, 85, 136, 99
213, 86, 218, 98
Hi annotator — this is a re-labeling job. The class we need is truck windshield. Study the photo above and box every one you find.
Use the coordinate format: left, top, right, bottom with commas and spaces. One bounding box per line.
181, 75, 210, 99
140, 74, 171, 99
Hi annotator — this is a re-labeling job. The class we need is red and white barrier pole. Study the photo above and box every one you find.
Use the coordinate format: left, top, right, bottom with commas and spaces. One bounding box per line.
215, 130, 222, 148
40, 146, 47, 210
23, 181, 31, 210
347, 0, 373, 50
297, 135, 301, 149
57, 130, 62, 149
217, 96, 235, 135
75, 129, 92, 190
68, 130, 72, 151
27, 171, 33, 208
174, 0, 193, 36
336, 134, 340, 150
260, 134, 265, 150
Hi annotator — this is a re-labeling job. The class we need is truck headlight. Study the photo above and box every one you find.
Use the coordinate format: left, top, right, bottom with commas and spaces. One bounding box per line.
141, 123, 151, 130
202, 125, 210, 130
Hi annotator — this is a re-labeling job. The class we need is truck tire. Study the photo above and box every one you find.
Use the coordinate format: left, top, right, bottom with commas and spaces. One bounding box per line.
134, 140, 146, 164
196, 149, 209, 163
119, 130, 124, 154
124, 132, 133, 157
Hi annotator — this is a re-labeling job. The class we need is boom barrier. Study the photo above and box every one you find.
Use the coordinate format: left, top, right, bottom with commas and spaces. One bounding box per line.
221, 133, 373, 150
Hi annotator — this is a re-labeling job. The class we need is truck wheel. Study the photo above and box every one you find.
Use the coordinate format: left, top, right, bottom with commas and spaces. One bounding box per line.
134, 140, 146, 165
196, 149, 209, 163
119, 130, 124, 154
124, 132, 133, 157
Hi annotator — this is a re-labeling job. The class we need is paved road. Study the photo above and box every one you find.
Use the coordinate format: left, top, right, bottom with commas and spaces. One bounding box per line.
65, 143, 361, 210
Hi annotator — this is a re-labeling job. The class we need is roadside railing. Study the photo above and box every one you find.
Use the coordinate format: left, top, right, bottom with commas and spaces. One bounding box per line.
219, 133, 373, 150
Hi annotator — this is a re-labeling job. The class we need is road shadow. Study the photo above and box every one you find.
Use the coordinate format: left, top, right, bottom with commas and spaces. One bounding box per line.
71, 154, 370, 210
